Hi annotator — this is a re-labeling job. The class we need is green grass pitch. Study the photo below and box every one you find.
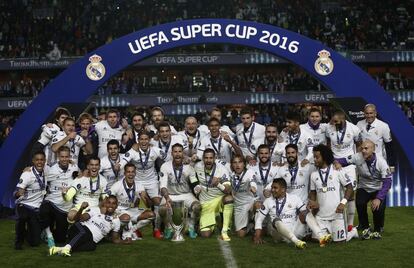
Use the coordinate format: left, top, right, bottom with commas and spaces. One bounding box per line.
0, 207, 413, 268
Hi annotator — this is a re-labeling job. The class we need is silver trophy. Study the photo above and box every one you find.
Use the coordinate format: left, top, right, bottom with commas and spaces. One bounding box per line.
171, 200, 188, 242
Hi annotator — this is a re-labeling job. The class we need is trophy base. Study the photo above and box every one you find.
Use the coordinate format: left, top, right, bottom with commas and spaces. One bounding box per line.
171, 234, 185, 242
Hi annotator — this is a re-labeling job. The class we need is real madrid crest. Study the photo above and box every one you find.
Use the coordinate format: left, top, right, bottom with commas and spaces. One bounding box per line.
86, 54, 106, 81
314, 50, 334, 76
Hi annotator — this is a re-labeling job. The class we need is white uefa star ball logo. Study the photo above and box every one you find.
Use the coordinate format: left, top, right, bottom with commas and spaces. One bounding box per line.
86, 54, 106, 81
314, 50, 334, 76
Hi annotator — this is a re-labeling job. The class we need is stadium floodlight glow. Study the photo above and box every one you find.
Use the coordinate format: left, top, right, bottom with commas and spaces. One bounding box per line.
1, 19, 413, 205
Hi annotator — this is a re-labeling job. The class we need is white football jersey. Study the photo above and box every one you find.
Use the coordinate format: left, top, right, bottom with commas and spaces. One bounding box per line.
99, 154, 125, 188
110, 179, 145, 211
310, 165, 352, 220
300, 122, 328, 146
95, 120, 125, 158
326, 121, 361, 158
345, 153, 391, 193
276, 163, 314, 203
150, 135, 187, 162
52, 131, 86, 166
197, 134, 235, 163
159, 161, 195, 195
251, 138, 286, 164
190, 162, 230, 203
122, 147, 164, 184
16, 167, 47, 209
248, 162, 279, 201
235, 122, 266, 158
45, 163, 79, 212
177, 130, 205, 157
81, 207, 120, 243
198, 124, 235, 138
357, 118, 392, 159
255, 193, 305, 229
279, 130, 313, 161
230, 169, 257, 206
38, 123, 60, 166
69, 175, 108, 207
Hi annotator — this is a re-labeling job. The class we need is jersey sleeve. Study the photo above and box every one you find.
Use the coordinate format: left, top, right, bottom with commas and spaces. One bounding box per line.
255, 199, 270, 229
294, 195, 306, 212
382, 123, 392, 143
378, 158, 391, 178
51, 132, 65, 145
112, 218, 121, 233
352, 124, 361, 142
16, 172, 31, 189
310, 174, 316, 191
338, 169, 352, 187
76, 135, 86, 147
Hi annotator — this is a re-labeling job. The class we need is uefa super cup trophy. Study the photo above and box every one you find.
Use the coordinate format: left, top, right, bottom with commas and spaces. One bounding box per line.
171, 200, 188, 242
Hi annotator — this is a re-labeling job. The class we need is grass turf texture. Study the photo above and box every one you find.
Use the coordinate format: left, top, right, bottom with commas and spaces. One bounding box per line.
0, 207, 413, 268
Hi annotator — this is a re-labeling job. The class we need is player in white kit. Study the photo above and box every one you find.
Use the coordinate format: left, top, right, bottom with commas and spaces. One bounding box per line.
235, 108, 266, 163
40, 146, 79, 248
308, 144, 354, 242
99, 139, 125, 188
251, 123, 285, 165
230, 154, 257, 237
122, 131, 165, 239
197, 118, 243, 163
110, 163, 155, 241
177, 116, 205, 159
95, 109, 126, 159
159, 143, 200, 239
300, 107, 328, 146
198, 107, 235, 138
51, 117, 92, 166
326, 110, 360, 232
49, 196, 128, 256
63, 157, 108, 223
151, 121, 187, 162
14, 151, 47, 250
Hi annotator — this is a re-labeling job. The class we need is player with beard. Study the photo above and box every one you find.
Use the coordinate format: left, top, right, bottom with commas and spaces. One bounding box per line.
52, 117, 92, 166
198, 107, 235, 138
99, 139, 125, 188
300, 107, 328, 146
124, 113, 146, 151
148, 107, 177, 135
159, 143, 201, 239
178, 116, 205, 160
95, 109, 127, 159
279, 112, 314, 164
235, 108, 265, 163
49, 195, 128, 256
63, 157, 108, 223
251, 123, 285, 165
191, 149, 233, 241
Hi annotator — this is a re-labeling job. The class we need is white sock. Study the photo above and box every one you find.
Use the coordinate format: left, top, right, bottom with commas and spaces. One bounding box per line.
45, 227, 53, 239
305, 213, 323, 239
347, 200, 356, 227
133, 219, 152, 230
274, 221, 299, 244
64, 244, 71, 250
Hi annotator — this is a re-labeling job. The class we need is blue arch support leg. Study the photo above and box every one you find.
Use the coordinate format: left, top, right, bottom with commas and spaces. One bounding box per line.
1, 19, 413, 205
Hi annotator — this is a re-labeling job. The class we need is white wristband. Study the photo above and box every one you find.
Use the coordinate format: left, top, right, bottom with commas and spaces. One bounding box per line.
217, 183, 226, 191
340, 198, 348, 205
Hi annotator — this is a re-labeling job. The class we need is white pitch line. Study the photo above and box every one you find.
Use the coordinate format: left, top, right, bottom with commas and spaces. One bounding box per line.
218, 239, 238, 268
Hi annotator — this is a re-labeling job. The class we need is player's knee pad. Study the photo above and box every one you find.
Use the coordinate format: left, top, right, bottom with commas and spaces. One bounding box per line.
222, 195, 234, 205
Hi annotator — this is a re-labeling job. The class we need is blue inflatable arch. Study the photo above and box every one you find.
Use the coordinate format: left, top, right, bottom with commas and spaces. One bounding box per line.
1, 19, 413, 202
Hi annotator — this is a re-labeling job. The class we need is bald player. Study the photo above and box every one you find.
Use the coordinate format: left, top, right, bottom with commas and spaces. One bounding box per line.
335, 140, 392, 240
178, 116, 205, 159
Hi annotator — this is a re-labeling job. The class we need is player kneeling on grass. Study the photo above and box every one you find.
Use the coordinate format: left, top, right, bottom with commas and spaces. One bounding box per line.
49, 195, 129, 256
254, 178, 331, 249
159, 143, 201, 239
230, 154, 258, 237
110, 163, 155, 241
191, 149, 233, 241
308, 144, 356, 243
